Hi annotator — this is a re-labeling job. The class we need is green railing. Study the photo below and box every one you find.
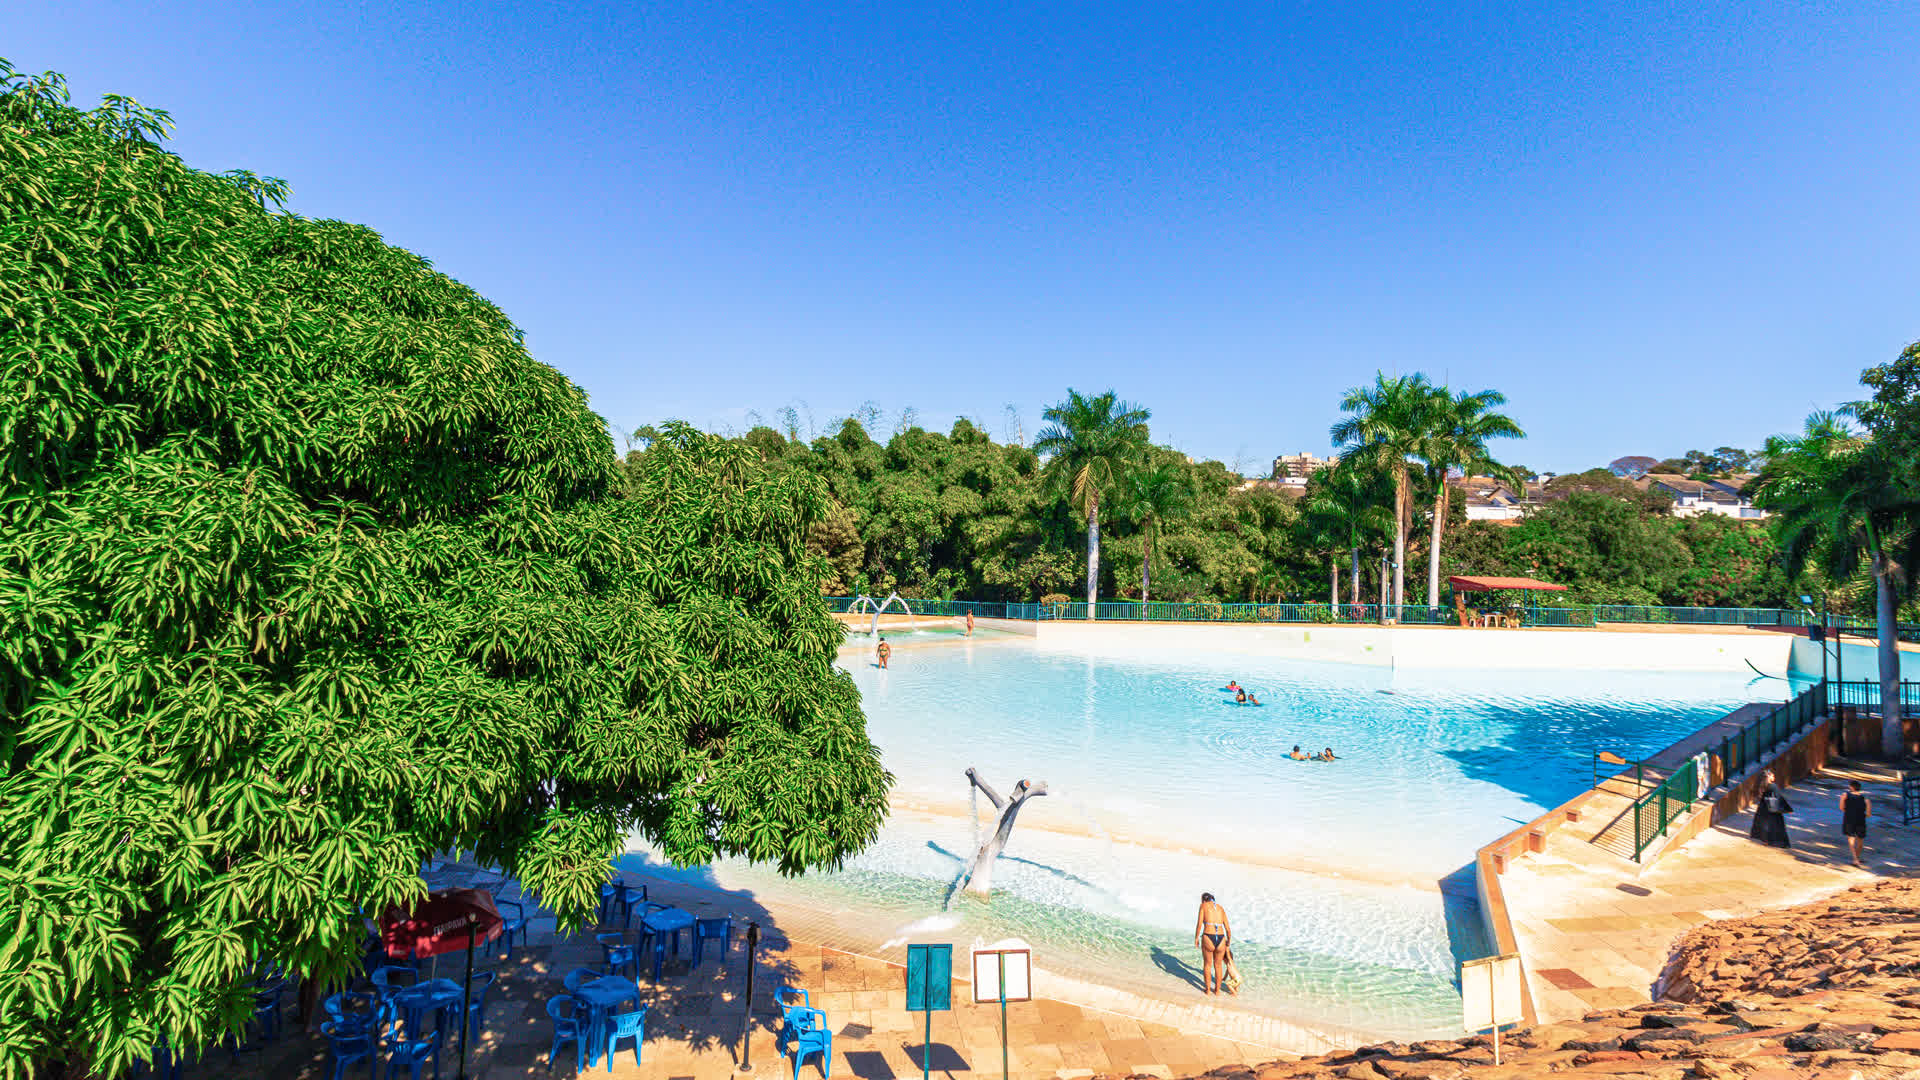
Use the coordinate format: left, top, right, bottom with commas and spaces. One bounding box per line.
826, 597, 1819, 628
1591, 605, 1809, 626
1827, 679, 1920, 712
1630, 757, 1697, 861
1628, 683, 1828, 861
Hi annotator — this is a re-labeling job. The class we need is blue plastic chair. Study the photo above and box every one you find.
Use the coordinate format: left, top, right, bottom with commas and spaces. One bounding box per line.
597, 933, 639, 978
386, 1026, 442, 1080
563, 967, 602, 994
617, 884, 648, 928
324, 990, 378, 1032
251, 981, 287, 1041
462, 971, 497, 1042
371, 965, 417, 1000
781, 1007, 832, 1079
321, 1020, 377, 1080
692, 917, 733, 969
494, 898, 529, 957
546, 995, 585, 1073
598, 879, 624, 924
603, 1006, 648, 1071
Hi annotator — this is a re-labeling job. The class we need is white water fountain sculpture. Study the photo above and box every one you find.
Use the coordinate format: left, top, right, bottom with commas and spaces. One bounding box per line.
848, 591, 918, 637
958, 767, 1048, 897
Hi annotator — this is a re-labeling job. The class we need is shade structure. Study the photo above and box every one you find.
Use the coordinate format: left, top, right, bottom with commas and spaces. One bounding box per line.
1447, 575, 1567, 593
382, 888, 503, 960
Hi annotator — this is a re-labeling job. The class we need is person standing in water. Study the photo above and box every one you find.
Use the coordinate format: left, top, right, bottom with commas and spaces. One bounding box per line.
1194, 893, 1231, 995
1840, 780, 1870, 866
965, 610, 975, 636
877, 636, 891, 669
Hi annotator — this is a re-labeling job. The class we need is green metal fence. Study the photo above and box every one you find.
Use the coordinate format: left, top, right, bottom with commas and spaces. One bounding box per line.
825, 596, 1821, 628
1627, 684, 1829, 861
1630, 757, 1697, 861
1828, 679, 1920, 712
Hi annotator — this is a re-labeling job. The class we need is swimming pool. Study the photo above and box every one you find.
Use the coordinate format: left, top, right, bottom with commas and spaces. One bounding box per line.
626, 633, 1805, 1043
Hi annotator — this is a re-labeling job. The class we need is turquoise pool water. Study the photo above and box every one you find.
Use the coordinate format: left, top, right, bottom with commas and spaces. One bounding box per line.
628, 635, 1805, 1042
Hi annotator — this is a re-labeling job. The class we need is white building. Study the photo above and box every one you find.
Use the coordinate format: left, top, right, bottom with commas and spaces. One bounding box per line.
1640, 474, 1767, 519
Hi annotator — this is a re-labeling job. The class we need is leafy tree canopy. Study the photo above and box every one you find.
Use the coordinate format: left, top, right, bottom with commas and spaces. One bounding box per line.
0, 64, 886, 1077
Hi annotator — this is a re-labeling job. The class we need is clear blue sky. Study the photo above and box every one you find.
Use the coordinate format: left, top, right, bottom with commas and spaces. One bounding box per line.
9, 1, 1915, 471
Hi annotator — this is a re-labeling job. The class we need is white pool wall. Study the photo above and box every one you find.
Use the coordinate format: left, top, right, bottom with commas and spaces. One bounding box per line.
1025, 621, 1796, 673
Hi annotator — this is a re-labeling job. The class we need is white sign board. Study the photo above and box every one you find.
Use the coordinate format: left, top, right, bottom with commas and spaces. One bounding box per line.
970, 948, 1032, 1003
1460, 953, 1524, 1032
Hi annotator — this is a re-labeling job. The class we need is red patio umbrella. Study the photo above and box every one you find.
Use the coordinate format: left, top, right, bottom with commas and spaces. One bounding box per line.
381, 888, 503, 960
381, 887, 504, 1080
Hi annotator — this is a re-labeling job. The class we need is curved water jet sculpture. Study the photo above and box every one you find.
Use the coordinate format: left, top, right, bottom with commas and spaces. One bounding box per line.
958, 768, 1048, 897
849, 591, 918, 636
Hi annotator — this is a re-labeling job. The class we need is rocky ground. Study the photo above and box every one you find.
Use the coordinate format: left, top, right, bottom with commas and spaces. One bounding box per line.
1132, 878, 1920, 1080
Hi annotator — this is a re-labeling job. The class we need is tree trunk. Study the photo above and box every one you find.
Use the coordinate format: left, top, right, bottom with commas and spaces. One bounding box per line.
1350, 546, 1361, 612
1427, 482, 1447, 611
1392, 467, 1407, 616
1085, 496, 1100, 617
1142, 528, 1151, 606
962, 769, 1048, 896
1876, 554, 1903, 757
1329, 559, 1338, 608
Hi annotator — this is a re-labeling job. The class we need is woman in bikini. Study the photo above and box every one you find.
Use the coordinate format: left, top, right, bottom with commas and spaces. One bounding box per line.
1194, 893, 1231, 994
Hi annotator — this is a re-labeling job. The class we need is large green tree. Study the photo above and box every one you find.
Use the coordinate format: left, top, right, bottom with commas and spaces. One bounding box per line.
0, 67, 887, 1077
1032, 390, 1151, 614
1752, 408, 1920, 754
1117, 459, 1195, 604
1330, 373, 1437, 613
1417, 388, 1525, 610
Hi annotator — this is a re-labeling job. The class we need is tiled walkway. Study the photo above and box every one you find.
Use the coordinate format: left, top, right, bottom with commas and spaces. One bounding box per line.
195, 864, 1285, 1080
1500, 756, 1920, 1021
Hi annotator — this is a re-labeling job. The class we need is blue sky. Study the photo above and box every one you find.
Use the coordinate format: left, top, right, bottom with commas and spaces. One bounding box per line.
8, 1, 1915, 470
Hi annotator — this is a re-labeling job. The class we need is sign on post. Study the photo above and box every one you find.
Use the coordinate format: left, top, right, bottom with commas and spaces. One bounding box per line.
905, 944, 953, 1080
970, 948, 1031, 1003
1460, 953, 1524, 1065
906, 944, 952, 1011
971, 947, 1032, 1080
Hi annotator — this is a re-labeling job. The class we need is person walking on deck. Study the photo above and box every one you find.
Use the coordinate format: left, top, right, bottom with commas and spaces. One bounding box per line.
1748, 770, 1793, 849
1840, 780, 1870, 866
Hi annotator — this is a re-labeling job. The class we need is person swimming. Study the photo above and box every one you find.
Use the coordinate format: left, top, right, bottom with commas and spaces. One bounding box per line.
1246, 692, 1260, 705
1225, 680, 1241, 692
1234, 688, 1247, 704
1289, 745, 1307, 761
1323, 746, 1336, 761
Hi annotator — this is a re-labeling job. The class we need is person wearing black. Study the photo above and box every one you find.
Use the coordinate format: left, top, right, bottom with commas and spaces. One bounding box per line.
1840, 780, 1870, 866
1748, 770, 1792, 849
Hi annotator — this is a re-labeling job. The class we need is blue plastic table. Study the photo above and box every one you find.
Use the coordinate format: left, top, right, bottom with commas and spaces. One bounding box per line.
572, 975, 641, 1067
389, 978, 462, 1035
640, 908, 695, 979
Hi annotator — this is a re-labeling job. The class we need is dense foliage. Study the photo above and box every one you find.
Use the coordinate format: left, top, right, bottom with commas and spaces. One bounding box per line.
0, 65, 886, 1077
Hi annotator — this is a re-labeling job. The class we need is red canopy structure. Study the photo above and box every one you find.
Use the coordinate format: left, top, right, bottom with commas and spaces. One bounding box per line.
381, 888, 503, 960
1447, 575, 1567, 592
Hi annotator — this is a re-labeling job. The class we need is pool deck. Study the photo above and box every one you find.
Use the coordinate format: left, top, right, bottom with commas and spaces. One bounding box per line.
1498, 755, 1919, 1023
194, 858, 1299, 1080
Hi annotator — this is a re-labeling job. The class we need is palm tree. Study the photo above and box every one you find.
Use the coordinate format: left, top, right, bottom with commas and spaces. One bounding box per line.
1304, 457, 1396, 614
1034, 390, 1151, 615
1418, 387, 1526, 610
1119, 460, 1194, 605
1330, 373, 1437, 615
1751, 411, 1920, 754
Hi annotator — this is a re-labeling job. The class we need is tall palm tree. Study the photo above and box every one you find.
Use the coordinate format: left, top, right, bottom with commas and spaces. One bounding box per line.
1330, 373, 1437, 615
1119, 459, 1195, 605
1304, 457, 1396, 613
1751, 411, 1920, 754
1034, 390, 1151, 615
1418, 387, 1526, 610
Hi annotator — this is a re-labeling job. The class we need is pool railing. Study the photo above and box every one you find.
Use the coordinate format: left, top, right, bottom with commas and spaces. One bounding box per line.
823, 597, 1837, 629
